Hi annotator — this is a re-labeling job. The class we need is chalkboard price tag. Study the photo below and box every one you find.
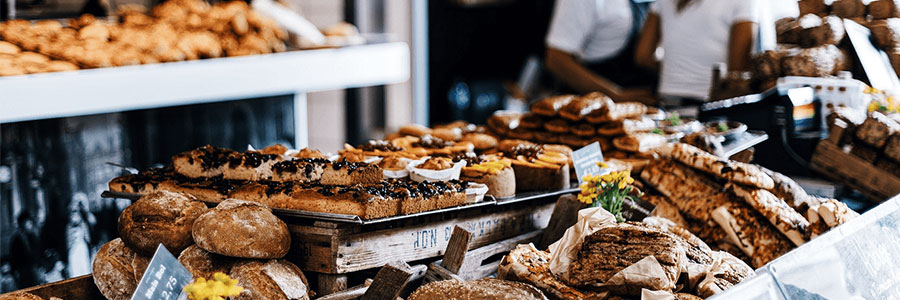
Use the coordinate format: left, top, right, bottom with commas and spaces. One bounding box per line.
131, 244, 193, 300
572, 142, 606, 184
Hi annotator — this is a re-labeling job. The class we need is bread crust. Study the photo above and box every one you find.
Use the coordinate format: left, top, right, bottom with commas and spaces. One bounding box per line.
92, 238, 144, 300
409, 278, 547, 300
178, 245, 236, 280
192, 199, 291, 259
118, 190, 209, 256
230, 260, 313, 300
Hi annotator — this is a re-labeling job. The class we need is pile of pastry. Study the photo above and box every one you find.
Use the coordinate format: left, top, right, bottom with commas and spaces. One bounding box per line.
109, 144, 472, 219
93, 191, 314, 300
486, 93, 684, 163
0, 0, 286, 76
834, 110, 900, 175
499, 219, 756, 300
640, 143, 858, 269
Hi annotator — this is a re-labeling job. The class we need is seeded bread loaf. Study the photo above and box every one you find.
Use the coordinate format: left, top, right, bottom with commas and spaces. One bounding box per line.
192, 199, 290, 259
118, 190, 209, 256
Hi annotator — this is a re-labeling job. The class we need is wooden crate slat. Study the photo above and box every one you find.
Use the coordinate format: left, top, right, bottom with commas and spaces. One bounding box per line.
289, 200, 555, 274
3, 274, 101, 300
810, 141, 900, 201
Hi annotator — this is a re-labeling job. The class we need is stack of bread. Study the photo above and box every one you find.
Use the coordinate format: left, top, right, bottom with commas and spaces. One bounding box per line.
486, 93, 667, 157
0, 0, 287, 76
753, 1, 854, 89
91, 190, 313, 300
498, 220, 755, 299
832, 110, 900, 175
640, 143, 858, 268
109, 144, 472, 219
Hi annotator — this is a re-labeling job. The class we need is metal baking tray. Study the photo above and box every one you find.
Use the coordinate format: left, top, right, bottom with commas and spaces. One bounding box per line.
102, 187, 575, 225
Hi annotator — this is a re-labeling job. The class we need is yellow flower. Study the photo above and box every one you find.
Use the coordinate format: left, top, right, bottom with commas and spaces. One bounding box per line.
184, 272, 243, 300
596, 161, 608, 169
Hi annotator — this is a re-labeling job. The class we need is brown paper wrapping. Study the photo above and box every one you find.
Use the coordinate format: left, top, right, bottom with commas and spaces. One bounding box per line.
547, 207, 617, 281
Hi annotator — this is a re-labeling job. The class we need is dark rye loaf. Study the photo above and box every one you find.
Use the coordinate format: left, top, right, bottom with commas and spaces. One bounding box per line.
192, 199, 290, 259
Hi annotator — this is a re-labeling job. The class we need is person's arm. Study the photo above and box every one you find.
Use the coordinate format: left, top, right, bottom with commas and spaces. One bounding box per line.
545, 47, 623, 96
545, 48, 657, 104
634, 13, 661, 72
727, 21, 756, 71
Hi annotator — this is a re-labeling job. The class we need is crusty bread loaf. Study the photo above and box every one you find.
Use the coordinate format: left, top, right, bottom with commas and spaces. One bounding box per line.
856, 112, 900, 148
883, 134, 900, 162
498, 244, 603, 300
869, 0, 899, 19
230, 260, 314, 300
782, 45, 847, 77
178, 245, 236, 279
192, 199, 291, 259
832, 0, 866, 18
172, 145, 238, 178
409, 279, 547, 300
0, 293, 44, 300
92, 238, 147, 300
118, 190, 209, 256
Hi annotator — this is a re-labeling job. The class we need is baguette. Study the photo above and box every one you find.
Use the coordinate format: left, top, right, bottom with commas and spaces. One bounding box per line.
669, 143, 775, 189
760, 167, 811, 212
730, 184, 810, 246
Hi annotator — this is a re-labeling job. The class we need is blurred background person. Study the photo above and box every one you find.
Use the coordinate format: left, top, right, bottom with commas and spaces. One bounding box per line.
544, 0, 658, 104
635, 0, 759, 115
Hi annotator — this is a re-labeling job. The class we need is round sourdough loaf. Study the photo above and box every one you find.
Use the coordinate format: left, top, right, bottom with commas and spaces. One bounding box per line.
177, 245, 236, 279
118, 190, 209, 256
0, 293, 44, 300
409, 279, 547, 300
92, 238, 149, 300
192, 199, 290, 258
230, 260, 313, 300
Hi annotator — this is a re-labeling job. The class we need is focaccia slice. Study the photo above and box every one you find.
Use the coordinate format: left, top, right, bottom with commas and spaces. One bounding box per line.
669, 143, 774, 189
172, 145, 239, 178
730, 184, 810, 246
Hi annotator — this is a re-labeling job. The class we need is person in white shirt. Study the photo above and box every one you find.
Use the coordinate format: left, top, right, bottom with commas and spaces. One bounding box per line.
635, 0, 758, 111
545, 0, 657, 104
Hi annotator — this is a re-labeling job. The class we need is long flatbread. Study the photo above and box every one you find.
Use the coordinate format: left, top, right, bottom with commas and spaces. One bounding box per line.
711, 200, 794, 268
760, 167, 811, 212
730, 184, 810, 246
641, 159, 726, 223
669, 143, 775, 189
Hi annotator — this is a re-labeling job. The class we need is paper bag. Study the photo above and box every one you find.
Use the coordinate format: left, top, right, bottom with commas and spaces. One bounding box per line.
547, 207, 617, 280
641, 289, 676, 300
602, 256, 676, 296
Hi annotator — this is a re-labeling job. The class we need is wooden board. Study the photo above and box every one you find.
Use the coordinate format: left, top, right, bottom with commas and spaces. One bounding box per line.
2, 274, 101, 300
810, 141, 900, 201
288, 199, 556, 274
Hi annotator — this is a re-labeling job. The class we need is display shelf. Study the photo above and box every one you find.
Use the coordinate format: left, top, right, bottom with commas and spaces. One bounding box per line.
0, 42, 410, 124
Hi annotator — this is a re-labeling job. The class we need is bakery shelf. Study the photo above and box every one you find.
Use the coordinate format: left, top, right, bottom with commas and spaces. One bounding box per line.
0, 42, 410, 124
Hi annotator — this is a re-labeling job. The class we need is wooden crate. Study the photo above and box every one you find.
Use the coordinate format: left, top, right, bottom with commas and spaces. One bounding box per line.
810, 122, 900, 201
286, 197, 556, 275
1, 274, 101, 300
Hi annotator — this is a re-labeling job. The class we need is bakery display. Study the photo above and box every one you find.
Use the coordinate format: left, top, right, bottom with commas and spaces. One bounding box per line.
0, 0, 291, 76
